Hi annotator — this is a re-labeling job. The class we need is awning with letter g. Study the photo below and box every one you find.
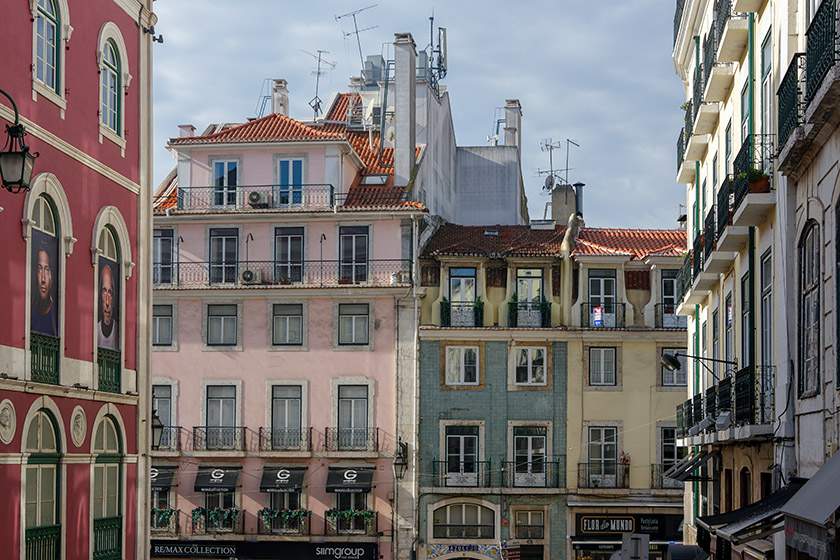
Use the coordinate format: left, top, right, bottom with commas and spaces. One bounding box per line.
326, 466, 374, 493
194, 467, 240, 492
260, 466, 306, 493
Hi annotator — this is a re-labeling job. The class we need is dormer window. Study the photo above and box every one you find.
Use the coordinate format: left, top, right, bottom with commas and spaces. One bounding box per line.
449, 268, 476, 302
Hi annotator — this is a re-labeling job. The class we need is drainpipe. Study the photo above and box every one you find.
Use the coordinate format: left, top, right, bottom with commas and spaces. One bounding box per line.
692, 34, 702, 527
748, 13, 756, 369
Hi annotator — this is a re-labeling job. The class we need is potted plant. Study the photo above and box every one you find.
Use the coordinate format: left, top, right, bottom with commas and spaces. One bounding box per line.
279, 276, 292, 285
737, 167, 770, 193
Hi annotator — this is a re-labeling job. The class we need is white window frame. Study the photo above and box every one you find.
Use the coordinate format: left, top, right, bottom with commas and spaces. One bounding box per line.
206, 304, 238, 347
662, 347, 688, 386
201, 301, 243, 352
96, 23, 130, 153
274, 155, 307, 207
588, 347, 616, 386
152, 304, 174, 347
208, 158, 241, 208
427, 497, 499, 544
334, 301, 373, 350
445, 346, 479, 386
512, 346, 547, 386
271, 303, 303, 346
31, 0, 70, 113
199, 380, 243, 432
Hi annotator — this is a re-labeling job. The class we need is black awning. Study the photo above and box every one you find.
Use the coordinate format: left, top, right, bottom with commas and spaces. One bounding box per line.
697, 478, 806, 544
150, 466, 177, 491
664, 451, 713, 482
782, 450, 840, 526
260, 466, 306, 493
194, 467, 240, 492
667, 544, 709, 560
326, 466, 374, 493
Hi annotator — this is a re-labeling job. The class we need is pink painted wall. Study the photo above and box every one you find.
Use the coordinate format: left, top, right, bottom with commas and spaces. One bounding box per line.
187, 148, 329, 186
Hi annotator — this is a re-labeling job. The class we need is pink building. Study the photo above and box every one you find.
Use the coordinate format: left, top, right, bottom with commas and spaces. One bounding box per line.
0, 1, 155, 559
150, 85, 424, 560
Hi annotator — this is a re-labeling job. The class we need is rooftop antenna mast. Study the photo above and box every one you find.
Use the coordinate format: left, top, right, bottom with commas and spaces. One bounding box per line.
539, 138, 563, 192
255, 78, 272, 118
335, 5, 378, 81
300, 49, 337, 119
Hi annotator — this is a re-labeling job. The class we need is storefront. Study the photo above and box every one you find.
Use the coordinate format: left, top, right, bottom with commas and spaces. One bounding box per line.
570, 513, 683, 560
150, 541, 378, 560
781, 452, 840, 560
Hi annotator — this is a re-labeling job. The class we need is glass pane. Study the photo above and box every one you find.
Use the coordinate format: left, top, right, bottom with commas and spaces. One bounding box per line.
446, 348, 461, 383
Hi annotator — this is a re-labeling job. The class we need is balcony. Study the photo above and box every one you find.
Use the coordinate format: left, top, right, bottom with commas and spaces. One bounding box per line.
507, 301, 551, 328
25, 524, 60, 560
651, 464, 684, 489
674, 0, 686, 46
191, 508, 243, 535
97, 349, 121, 393
694, 102, 720, 135
580, 302, 626, 328
732, 135, 775, 226
677, 128, 696, 184
440, 300, 484, 327
805, 0, 837, 105
733, 0, 765, 12
734, 365, 775, 426
93, 516, 121, 560
705, 385, 717, 423
192, 426, 247, 451
257, 509, 311, 536
655, 303, 687, 328
325, 511, 377, 537
30, 333, 59, 385
172, 184, 335, 212
259, 427, 312, 452
777, 53, 807, 166
703, 208, 716, 261
154, 427, 183, 452
501, 460, 561, 488
577, 462, 629, 489
150, 508, 179, 536
434, 460, 492, 487
676, 253, 692, 305
677, 401, 686, 438
153, 259, 412, 288
325, 427, 379, 452
714, 0, 749, 63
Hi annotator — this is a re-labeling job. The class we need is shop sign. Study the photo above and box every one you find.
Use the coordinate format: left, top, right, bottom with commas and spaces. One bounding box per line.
426, 544, 502, 560
574, 514, 682, 540
150, 541, 378, 560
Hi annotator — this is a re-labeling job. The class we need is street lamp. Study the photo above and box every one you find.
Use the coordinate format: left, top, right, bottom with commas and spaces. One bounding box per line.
661, 352, 737, 382
151, 410, 164, 450
393, 438, 408, 480
0, 89, 38, 194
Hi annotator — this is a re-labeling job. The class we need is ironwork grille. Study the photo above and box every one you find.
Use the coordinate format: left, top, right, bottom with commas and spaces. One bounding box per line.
30, 333, 59, 385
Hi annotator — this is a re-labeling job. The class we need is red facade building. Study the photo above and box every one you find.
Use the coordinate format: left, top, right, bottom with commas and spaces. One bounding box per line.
0, 1, 155, 559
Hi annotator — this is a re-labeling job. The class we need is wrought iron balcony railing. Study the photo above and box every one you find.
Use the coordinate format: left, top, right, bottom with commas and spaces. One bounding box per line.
153, 259, 412, 288
501, 460, 561, 488
577, 462, 629, 489
434, 460, 492, 487
170, 184, 335, 212
508, 301, 551, 328
154, 427, 182, 452
704, 207, 716, 260
259, 427, 312, 451
734, 365, 775, 425
677, 402, 686, 438
778, 53, 807, 148
192, 426, 247, 451
31, 333, 59, 385
97, 349, 121, 393
716, 177, 734, 239
674, 0, 686, 45
693, 393, 704, 426
733, 135, 774, 213
692, 234, 703, 278
683, 398, 694, 428
257, 510, 311, 535
714, 0, 736, 47
580, 302, 626, 328
705, 386, 717, 421
25, 524, 60, 560
703, 31, 717, 94
325, 427, 379, 451
677, 128, 687, 172
325, 511, 377, 536
677, 252, 692, 304
191, 509, 243, 535
683, 99, 694, 140
440, 300, 484, 327
434, 523, 495, 539
655, 303, 687, 328
717, 375, 733, 413
93, 515, 121, 560
651, 463, 684, 489
150, 508, 179, 535
805, 0, 837, 104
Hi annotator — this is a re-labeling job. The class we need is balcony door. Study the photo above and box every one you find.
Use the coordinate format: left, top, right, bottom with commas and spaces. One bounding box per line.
275, 227, 303, 282
514, 427, 546, 487
153, 229, 173, 284
212, 160, 237, 207
449, 267, 476, 326
587, 426, 617, 487
271, 385, 302, 449
661, 269, 679, 327
589, 270, 617, 327
337, 385, 367, 449
206, 386, 236, 449
339, 226, 368, 283
516, 269, 543, 327
446, 426, 478, 487
209, 228, 238, 284
276, 159, 304, 206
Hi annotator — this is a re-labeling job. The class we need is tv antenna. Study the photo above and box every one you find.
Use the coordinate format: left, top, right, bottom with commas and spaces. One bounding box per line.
255, 78, 272, 118
335, 5, 378, 81
300, 49, 336, 118
538, 138, 580, 190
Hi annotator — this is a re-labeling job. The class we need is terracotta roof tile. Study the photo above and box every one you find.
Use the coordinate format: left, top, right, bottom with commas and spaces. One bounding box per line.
423, 224, 568, 258
573, 228, 687, 260
169, 113, 345, 145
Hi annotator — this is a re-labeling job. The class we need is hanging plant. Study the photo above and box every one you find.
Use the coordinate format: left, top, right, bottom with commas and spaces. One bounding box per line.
207, 506, 240, 527
151, 506, 175, 525
191, 507, 206, 527
259, 507, 312, 527
326, 508, 374, 521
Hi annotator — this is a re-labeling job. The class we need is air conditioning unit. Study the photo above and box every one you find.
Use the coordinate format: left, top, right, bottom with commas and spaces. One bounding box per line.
248, 191, 270, 209
239, 269, 262, 285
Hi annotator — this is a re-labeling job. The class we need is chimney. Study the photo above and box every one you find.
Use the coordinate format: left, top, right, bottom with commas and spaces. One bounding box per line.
178, 124, 195, 138
393, 33, 417, 187
504, 99, 522, 153
272, 79, 289, 116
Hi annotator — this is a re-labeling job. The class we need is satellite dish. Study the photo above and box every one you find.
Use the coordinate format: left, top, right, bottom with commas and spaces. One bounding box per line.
544, 175, 555, 191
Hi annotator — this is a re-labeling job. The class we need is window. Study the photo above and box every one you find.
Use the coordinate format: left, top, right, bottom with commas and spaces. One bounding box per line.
152, 305, 173, 346
514, 511, 544, 540
276, 158, 304, 205
153, 229, 173, 285
741, 273, 751, 366
516, 268, 543, 303
206, 385, 236, 449
92, 417, 122, 559
741, 82, 750, 142
445, 346, 478, 385
336, 493, 367, 533
338, 303, 369, 345
100, 40, 120, 133
337, 385, 368, 449
207, 304, 237, 346
268, 491, 302, 532
432, 503, 494, 539
30, 195, 60, 342
661, 427, 678, 471
759, 252, 772, 369
34, 0, 60, 92
272, 304, 302, 345
712, 153, 718, 189
450, 267, 476, 301
339, 226, 368, 283
213, 161, 238, 207
589, 269, 617, 326
589, 348, 616, 386
662, 348, 687, 386
739, 467, 752, 507
725, 293, 734, 370
24, 410, 60, 556
514, 347, 546, 385
205, 491, 236, 532
725, 121, 733, 173
761, 33, 773, 151
152, 385, 172, 448
513, 427, 546, 486
661, 269, 679, 327
799, 223, 820, 395
209, 228, 238, 284
712, 308, 720, 379
275, 227, 303, 282
271, 385, 302, 449
701, 178, 707, 215
151, 485, 171, 531
445, 426, 479, 486
587, 427, 618, 480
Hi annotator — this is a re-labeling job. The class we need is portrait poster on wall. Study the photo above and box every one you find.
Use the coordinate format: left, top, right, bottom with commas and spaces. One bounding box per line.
97, 256, 120, 350
31, 228, 59, 337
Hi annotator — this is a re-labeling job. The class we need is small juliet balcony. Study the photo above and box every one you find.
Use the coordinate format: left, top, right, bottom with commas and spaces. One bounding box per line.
259, 427, 312, 452
655, 303, 687, 329
702, 205, 738, 277
440, 299, 484, 327
192, 426, 247, 451
324, 427, 379, 452
677, 127, 696, 184
30, 333, 60, 385
325, 510, 377, 537
150, 508, 179, 536
715, 177, 748, 253
734, 365, 775, 427
777, 53, 807, 172
580, 302, 626, 328
190, 508, 243, 535
257, 509, 311, 536
97, 349, 121, 393
501, 460, 561, 488
507, 301, 551, 328
732, 135, 776, 227
153, 427, 183, 453
93, 516, 122, 560
171, 184, 335, 212
714, 0, 749, 63
25, 524, 60, 560
434, 460, 492, 488
577, 462, 629, 489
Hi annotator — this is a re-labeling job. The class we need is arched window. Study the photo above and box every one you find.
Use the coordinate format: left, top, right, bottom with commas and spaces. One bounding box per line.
432, 503, 494, 539
30, 195, 61, 384
92, 416, 122, 559
34, 0, 60, 92
799, 222, 820, 396
24, 409, 61, 558
100, 40, 120, 133
97, 227, 121, 392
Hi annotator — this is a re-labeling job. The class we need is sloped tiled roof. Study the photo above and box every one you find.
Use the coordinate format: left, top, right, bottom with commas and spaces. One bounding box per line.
572, 228, 687, 260
169, 113, 345, 145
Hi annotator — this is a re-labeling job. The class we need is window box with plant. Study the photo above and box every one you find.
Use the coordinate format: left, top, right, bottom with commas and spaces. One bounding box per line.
736, 167, 770, 193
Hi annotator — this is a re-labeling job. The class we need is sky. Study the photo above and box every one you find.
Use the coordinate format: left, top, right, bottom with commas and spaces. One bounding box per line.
152, 1, 685, 229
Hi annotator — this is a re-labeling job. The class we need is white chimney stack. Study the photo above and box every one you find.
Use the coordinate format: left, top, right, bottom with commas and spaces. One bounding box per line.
178, 124, 195, 138
272, 79, 289, 116
393, 33, 416, 187
504, 99, 522, 153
